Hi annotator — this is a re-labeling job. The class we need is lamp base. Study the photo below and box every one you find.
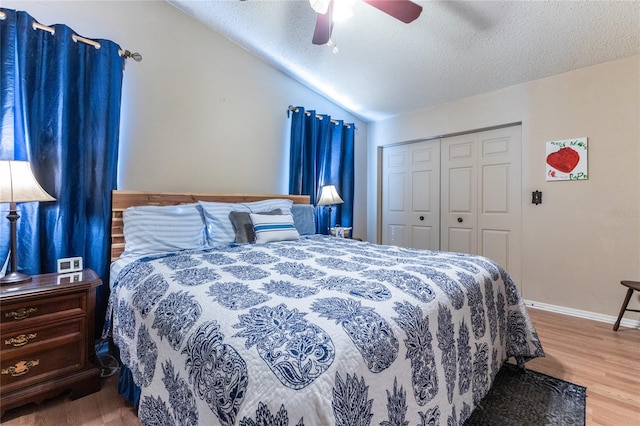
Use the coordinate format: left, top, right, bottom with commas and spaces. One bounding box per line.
0, 271, 32, 285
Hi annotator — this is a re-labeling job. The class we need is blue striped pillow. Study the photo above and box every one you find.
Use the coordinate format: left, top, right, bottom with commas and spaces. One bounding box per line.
123, 204, 207, 256
250, 213, 300, 244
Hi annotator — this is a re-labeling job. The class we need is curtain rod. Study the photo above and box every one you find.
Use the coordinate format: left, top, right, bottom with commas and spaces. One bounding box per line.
287, 105, 352, 129
0, 10, 142, 62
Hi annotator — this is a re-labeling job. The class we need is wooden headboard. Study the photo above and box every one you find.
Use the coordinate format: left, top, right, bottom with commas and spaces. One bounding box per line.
110, 190, 311, 262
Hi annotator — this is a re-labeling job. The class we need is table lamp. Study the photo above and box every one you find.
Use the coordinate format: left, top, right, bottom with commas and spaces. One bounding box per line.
316, 184, 343, 234
0, 160, 56, 284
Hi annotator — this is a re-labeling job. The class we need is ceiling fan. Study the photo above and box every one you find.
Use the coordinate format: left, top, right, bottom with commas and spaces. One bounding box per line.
311, 0, 423, 45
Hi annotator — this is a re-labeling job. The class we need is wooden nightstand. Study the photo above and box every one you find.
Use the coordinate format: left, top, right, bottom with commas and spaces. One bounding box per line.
0, 269, 102, 417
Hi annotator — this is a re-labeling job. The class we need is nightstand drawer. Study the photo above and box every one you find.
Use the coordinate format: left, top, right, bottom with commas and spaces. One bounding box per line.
1, 293, 86, 325
2, 319, 84, 351
0, 333, 84, 392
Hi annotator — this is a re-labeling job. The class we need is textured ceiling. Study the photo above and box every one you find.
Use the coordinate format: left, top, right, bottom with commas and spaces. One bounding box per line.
168, 0, 640, 122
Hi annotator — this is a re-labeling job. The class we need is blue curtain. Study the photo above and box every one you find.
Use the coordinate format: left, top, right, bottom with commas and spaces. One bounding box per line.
0, 9, 124, 335
288, 107, 354, 235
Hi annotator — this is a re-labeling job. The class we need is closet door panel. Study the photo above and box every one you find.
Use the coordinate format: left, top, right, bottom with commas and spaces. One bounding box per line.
441, 137, 478, 253
448, 227, 473, 254
477, 128, 522, 285
387, 224, 407, 247
382, 146, 410, 247
449, 167, 473, 213
409, 142, 440, 249
482, 229, 509, 269
388, 173, 405, 211
412, 226, 433, 250
482, 164, 509, 213
412, 170, 432, 212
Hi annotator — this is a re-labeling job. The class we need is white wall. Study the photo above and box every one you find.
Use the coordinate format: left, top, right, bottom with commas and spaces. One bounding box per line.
369, 55, 640, 318
4, 0, 368, 239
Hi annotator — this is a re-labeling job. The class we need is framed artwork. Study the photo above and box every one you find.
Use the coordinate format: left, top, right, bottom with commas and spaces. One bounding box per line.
546, 137, 588, 181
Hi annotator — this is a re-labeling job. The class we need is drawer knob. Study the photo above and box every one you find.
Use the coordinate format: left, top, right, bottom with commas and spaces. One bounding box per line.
1, 359, 40, 377
4, 307, 37, 320
5, 333, 37, 347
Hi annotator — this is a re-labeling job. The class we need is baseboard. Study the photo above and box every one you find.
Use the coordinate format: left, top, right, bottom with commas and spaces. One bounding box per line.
524, 299, 640, 329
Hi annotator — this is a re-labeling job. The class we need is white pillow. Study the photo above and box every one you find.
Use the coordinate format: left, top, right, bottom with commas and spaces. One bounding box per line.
198, 201, 251, 246
198, 199, 294, 245
250, 213, 300, 244
122, 204, 207, 256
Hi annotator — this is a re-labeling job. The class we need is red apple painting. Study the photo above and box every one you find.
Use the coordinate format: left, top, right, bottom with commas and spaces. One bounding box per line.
546, 137, 588, 181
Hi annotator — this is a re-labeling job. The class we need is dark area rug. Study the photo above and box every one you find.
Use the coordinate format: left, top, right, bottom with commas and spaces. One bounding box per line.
465, 362, 586, 426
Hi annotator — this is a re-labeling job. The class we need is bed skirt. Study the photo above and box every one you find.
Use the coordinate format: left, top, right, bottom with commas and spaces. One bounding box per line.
118, 365, 141, 410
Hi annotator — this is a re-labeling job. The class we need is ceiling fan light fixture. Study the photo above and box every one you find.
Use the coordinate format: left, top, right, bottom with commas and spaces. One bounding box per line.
333, 0, 355, 22
310, 0, 330, 15
312, 0, 421, 46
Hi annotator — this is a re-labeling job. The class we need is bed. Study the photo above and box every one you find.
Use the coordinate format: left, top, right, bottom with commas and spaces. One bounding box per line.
104, 190, 544, 426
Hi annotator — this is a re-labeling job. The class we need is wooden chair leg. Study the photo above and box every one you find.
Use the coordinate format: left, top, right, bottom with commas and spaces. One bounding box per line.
613, 288, 634, 331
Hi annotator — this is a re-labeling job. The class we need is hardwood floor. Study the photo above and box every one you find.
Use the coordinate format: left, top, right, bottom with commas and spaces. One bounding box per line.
0, 374, 138, 425
524, 308, 640, 426
1, 308, 638, 425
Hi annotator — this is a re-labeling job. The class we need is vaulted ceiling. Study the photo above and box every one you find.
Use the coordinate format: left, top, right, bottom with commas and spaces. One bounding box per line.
168, 0, 640, 122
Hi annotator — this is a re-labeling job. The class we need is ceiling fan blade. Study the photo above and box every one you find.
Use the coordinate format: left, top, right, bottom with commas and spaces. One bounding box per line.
312, 0, 334, 45
364, 0, 423, 23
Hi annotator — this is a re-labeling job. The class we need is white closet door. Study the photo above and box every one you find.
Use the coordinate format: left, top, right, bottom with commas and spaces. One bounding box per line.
382, 140, 440, 249
382, 145, 409, 247
441, 126, 522, 282
440, 134, 478, 254
381, 125, 521, 283
478, 126, 522, 282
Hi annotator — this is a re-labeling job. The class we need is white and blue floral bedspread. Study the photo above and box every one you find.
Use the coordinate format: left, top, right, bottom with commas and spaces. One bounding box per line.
107, 235, 544, 426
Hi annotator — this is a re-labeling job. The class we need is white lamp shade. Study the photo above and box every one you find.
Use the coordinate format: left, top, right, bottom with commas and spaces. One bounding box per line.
0, 160, 55, 203
317, 184, 344, 206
